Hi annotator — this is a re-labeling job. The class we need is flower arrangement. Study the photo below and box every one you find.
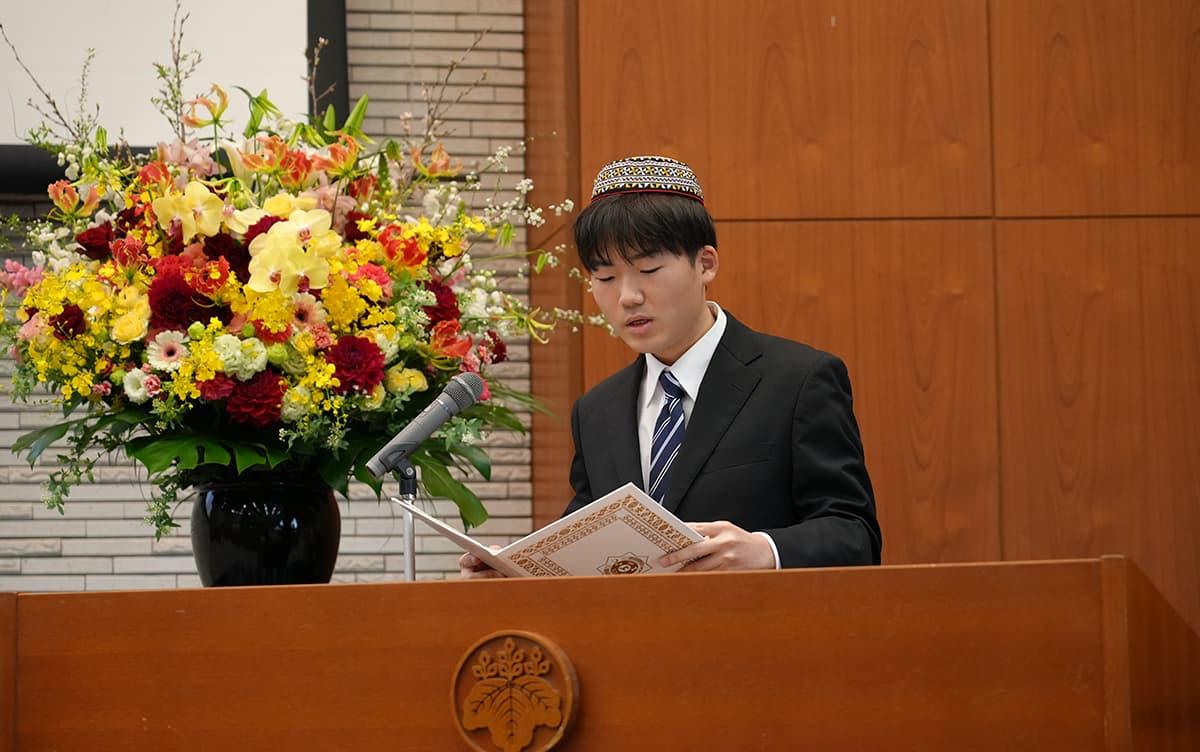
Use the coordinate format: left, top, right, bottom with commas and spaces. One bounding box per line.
0, 18, 573, 536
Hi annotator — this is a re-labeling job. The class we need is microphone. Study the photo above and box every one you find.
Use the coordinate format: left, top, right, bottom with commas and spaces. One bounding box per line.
365, 372, 487, 478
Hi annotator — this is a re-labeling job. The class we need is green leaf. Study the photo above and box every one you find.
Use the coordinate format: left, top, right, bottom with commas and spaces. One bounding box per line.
195, 440, 231, 468
125, 437, 199, 476
317, 451, 353, 498
414, 456, 488, 529
353, 462, 384, 498
11, 420, 75, 464
496, 223, 514, 248
459, 403, 526, 433
230, 443, 268, 474
343, 95, 369, 134
448, 442, 491, 481
322, 103, 336, 131
262, 443, 290, 469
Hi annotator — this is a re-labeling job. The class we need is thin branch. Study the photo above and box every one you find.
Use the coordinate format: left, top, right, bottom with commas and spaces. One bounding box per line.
0, 22, 87, 142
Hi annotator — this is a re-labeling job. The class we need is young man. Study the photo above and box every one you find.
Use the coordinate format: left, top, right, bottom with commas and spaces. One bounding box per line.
460, 155, 880, 577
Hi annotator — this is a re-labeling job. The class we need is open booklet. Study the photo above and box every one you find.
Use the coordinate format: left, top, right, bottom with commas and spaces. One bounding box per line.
391, 482, 704, 577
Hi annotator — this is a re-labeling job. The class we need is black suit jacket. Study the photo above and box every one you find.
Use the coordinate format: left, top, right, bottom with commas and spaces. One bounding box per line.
563, 313, 881, 568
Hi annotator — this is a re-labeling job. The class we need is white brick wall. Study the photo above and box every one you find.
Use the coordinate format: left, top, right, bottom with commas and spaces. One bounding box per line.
0, 0, 531, 590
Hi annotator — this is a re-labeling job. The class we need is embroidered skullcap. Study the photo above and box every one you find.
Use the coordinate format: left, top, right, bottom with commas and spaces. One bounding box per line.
590, 155, 704, 204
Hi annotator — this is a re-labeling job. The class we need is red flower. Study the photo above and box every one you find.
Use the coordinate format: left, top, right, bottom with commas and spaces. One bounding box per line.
110, 236, 148, 268
486, 330, 508, 364
430, 319, 472, 359
252, 319, 292, 344
197, 374, 236, 401
347, 175, 378, 202
147, 269, 210, 331
377, 225, 427, 270
49, 304, 86, 340
226, 370, 286, 428
326, 335, 385, 393
342, 210, 372, 243
75, 223, 114, 261
203, 233, 251, 283
423, 279, 460, 327
243, 215, 284, 247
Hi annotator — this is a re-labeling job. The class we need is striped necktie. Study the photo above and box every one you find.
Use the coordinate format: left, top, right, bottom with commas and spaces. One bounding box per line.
648, 370, 687, 504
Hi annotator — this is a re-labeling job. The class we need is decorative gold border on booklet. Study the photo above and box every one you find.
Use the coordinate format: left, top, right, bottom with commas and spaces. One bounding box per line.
508, 494, 695, 576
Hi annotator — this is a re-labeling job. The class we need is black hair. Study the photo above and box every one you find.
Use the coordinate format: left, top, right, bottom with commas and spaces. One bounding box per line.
573, 192, 717, 271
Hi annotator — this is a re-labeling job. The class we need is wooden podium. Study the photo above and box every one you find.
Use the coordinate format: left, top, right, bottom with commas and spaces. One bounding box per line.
1, 556, 1196, 750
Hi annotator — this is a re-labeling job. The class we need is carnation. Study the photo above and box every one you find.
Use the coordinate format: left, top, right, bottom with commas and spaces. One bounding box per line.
74, 222, 114, 261
214, 334, 268, 381
326, 335, 385, 393
49, 304, 86, 340
423, 278, 460, 326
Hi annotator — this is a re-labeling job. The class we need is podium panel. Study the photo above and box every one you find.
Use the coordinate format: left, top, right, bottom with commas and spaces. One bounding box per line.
7, 558, 1198, 750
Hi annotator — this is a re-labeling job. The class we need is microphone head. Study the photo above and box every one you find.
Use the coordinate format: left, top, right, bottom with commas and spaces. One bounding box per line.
444, 372, 486, 413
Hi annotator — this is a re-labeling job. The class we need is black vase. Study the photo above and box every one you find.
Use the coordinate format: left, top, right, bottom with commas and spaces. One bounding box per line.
190, 477, 341, 587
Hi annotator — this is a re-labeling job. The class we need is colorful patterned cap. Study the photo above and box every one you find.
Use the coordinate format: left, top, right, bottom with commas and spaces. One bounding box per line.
590, 155, 704, 204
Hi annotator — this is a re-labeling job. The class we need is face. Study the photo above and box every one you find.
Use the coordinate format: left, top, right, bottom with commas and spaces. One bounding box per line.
590, 246, 719, 364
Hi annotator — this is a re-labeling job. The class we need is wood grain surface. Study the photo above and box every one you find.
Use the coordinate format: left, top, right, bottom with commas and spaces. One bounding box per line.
992, 0, 1200, 216
997, 218, 1200, 634
0, 594, 13, 752
578, 0, 992, 219
526, 0, 585, 527
13, 560, 1185, 750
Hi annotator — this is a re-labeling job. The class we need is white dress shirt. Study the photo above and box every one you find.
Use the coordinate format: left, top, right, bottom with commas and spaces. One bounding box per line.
636, 302, 781, 568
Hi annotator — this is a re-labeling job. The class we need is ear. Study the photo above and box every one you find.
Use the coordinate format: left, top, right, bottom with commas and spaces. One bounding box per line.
696, 245, 719, 284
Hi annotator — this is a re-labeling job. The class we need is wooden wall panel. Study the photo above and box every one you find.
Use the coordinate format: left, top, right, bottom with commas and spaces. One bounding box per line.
578, 0, 992, 219
0, 594, 13, 752
526, 0, 584, 525
997, 218, 1200, 633
992, 0, 1200, 216
584, 220, 999, 564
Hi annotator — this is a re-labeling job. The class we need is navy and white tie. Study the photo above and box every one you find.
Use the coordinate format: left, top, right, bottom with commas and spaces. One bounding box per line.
648, 370, 687, 504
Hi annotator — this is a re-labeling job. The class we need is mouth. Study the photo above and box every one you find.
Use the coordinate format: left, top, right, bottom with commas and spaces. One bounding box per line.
624, 316, 652, 333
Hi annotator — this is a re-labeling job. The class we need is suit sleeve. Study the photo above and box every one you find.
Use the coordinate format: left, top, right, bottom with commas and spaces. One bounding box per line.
561, 400, 594, 516
763, 354, 882, 567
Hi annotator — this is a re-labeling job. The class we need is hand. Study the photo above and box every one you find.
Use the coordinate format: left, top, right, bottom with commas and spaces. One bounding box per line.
458, 547, 505, 579
658, 521, 776, 572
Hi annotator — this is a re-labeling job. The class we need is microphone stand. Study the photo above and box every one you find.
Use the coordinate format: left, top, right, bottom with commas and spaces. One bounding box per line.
393, 458, 419, 582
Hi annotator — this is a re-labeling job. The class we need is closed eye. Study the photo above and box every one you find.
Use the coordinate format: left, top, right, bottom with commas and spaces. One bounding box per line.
593, 275, 614, 283
640, 266, 662, 275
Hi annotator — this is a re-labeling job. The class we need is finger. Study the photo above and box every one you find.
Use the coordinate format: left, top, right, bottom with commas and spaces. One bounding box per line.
660, 538, 720, 568
461, 567, 504, 579
460, 553, 480, 568
677, 552, 729, 573
688, 521, 730, 536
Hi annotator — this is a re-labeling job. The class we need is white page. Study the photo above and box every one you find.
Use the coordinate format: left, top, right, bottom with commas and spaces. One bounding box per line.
392, 482, 704, 577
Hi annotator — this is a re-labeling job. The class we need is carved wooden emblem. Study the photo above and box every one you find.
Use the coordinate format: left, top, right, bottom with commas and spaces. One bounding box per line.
452, 631, 578, 752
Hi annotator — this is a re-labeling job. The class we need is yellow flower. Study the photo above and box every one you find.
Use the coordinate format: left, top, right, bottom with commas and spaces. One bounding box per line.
385, 365, 428, 394
246, 223, 330, 295
363, 383, 386, 410
224, 207, 267, 235
111, 307, 150, 344
151, 181, 224, 242
262, 193, 318, 218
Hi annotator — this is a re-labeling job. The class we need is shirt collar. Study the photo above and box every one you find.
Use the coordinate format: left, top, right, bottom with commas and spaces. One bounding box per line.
641, 302, 727, 409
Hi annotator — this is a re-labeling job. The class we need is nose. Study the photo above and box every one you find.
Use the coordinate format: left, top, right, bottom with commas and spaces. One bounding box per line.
617, 276, 643, 307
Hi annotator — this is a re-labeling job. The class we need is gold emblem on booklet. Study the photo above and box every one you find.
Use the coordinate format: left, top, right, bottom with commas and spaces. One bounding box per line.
453, 631, 578, 752
598, 552, 652, 575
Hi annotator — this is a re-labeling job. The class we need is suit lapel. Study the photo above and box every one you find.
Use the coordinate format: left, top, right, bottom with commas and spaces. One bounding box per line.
662, 316, 762, 513
606, 356, 645, 490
